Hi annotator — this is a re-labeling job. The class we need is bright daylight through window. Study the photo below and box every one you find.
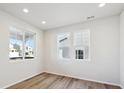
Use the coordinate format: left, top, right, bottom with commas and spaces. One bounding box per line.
57, 33, 70, 59
9, 27, 35, 60
57, 29, 90, 61
74, 30, 90, 61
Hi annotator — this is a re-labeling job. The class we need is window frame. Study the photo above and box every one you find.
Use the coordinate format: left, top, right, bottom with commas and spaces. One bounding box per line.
9, 26, 36, 62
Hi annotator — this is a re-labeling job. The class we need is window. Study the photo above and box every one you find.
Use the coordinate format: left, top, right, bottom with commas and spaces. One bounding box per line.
57, 33, 70, 59
74, 30, 90, 61
9, 27, 35, 60
9, 27, 23, 60
57, 29, 90, 61
25, 32, 35, 59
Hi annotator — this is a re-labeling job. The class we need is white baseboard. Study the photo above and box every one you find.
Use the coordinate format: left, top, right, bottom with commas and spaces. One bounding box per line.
120, 84, 124, 89
44, 70, 120, 87
2, 71, 44, 89
120, 85, 123, 89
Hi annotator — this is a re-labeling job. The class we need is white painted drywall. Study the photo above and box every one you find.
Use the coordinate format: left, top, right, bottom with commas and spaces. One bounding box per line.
0, 10, 44, 88
120, 11, 124, 88
44, 15, 120, 85
0, 9, 121, 88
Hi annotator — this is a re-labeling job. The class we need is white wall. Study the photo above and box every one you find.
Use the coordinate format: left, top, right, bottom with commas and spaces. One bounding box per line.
0, 9, 121, 88
0, 10, 44, 88
44, 15, 120, 85
120, 11, 124, 88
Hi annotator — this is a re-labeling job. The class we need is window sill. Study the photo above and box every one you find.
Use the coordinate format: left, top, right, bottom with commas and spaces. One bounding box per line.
9, 59, 24, 63
57, 58, 70, 61
74, 59, 90, 62
9, 58, 35, 63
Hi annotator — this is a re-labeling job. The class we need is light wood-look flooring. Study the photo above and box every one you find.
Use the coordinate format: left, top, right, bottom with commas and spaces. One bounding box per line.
7, 72, 121, 89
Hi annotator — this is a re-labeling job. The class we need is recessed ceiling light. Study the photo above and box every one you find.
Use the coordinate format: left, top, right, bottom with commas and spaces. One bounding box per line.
23, 8, 29, 13
42, 21, 46, 24
98, 3, 106, 8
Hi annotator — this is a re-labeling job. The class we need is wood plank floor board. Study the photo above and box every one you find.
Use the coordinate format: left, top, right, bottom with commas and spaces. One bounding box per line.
22, 73, 51, 89
67, 78, 88, 89
8, 73, 49, 89
30, 75, 59, 89
7, 72, 121, 89
48, 76, 72, 89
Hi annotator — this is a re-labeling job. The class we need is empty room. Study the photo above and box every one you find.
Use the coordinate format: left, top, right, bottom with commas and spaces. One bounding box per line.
0, 2, 124, 89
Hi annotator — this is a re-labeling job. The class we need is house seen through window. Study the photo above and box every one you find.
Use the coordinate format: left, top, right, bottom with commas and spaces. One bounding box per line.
9, 27, 35, 60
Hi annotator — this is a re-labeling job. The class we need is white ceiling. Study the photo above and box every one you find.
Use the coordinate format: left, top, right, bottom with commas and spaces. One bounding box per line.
0, 3, 124, 30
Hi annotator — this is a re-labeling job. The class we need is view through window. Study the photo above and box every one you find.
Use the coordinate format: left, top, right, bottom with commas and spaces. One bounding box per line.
57, 33, 70, 59
57, 29, 90, 61
9, 27, 35, 60
74, 30, 90, 60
